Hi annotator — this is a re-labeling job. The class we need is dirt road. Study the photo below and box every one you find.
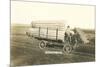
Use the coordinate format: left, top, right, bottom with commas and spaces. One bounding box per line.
10, 26, 95, 66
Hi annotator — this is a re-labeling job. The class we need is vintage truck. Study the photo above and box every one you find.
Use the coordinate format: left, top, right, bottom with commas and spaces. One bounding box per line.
26, 20, 89, 54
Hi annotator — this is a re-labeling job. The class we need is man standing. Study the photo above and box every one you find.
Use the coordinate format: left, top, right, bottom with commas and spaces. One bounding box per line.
65, 26, 74, 43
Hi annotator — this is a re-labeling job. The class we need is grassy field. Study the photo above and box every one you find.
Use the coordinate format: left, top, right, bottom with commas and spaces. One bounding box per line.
11, 25, 95, 66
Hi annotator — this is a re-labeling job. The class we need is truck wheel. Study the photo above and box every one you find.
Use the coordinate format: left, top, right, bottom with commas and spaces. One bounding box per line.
63, 45, 72, 55
39, 40, 47, 49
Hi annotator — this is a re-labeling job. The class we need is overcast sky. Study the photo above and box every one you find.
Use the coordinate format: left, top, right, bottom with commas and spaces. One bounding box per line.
11, 1, 95, 29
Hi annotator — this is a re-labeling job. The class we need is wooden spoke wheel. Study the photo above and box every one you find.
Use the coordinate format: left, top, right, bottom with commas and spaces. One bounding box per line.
39, 40, 47, 49
63, 45, 72, 54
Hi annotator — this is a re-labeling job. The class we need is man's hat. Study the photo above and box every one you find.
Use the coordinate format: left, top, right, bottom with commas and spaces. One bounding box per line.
67, 25, 70, 28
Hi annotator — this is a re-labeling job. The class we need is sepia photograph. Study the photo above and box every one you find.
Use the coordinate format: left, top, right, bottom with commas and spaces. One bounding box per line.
11, 0, 95, 66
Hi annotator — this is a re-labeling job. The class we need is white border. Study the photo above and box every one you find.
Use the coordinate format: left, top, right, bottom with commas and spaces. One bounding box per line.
0, 0, 10, 67
0, 0, 99, 67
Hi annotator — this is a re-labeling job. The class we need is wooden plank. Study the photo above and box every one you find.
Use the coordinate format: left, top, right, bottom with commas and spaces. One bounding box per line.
27, 27, 65, 42
31, 20, 65, 30
38, 27, 40, 37
46, 27, 48, 38
56, 28, 58, 40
